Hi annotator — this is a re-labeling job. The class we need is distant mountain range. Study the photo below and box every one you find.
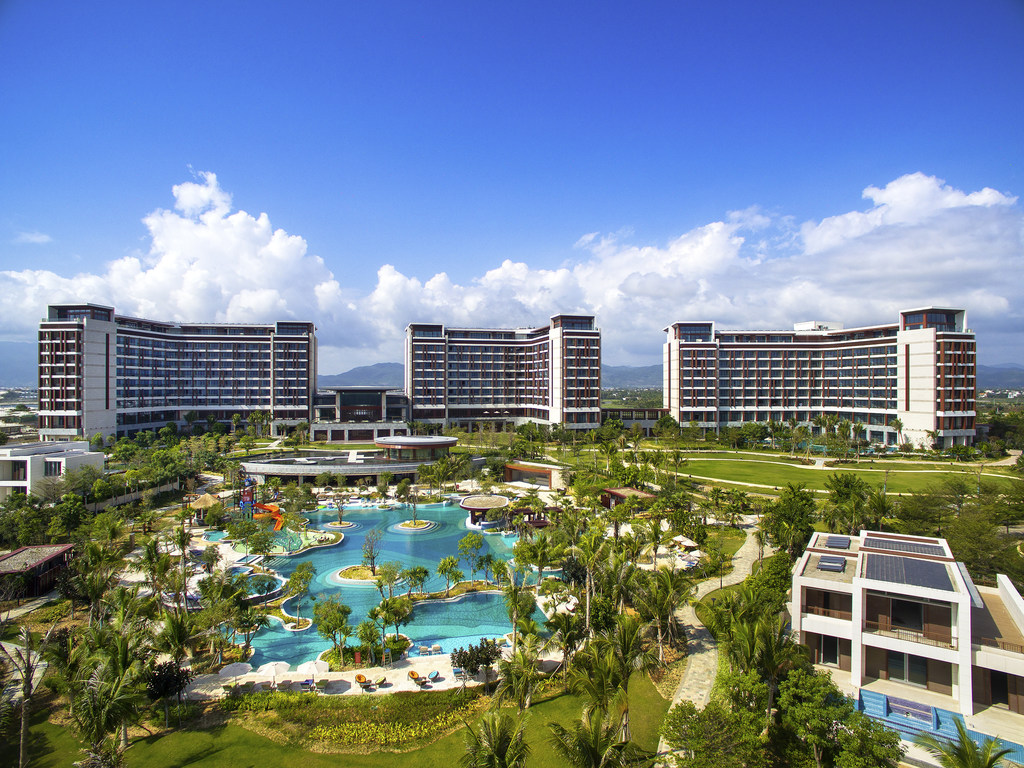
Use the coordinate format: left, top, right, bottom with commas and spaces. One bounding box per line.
318, 363, 405, 388
978, 363, 1024, 390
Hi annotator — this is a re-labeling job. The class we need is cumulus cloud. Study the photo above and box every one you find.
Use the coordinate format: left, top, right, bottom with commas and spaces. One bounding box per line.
0, 171, 1021, 367
13, 231, 52, 244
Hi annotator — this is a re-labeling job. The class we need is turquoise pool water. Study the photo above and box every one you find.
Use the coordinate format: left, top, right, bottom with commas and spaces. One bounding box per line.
203, 530, 228, 542
246, 501, 544, 667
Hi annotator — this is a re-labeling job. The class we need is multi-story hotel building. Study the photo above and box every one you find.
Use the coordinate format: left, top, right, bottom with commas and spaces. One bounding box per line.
38, 303, 316, 440
663, 307, 976, 448
791, 530, 1024, 758
405, 314, 601, 430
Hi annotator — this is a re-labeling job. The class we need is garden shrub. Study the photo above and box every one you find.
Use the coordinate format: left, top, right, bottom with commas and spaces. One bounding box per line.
224, 688, 481, 746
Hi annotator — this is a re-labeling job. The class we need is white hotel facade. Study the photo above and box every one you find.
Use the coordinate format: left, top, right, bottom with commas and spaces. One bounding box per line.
663, 307, 976, 448
405, 314, 602, 431
38, 303, 316, 441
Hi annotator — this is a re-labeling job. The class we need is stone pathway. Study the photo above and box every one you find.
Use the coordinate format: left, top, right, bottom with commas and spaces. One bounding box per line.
658, 515, 774, 755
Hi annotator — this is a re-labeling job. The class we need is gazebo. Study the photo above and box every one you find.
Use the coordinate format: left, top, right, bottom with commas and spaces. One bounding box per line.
460, 494, 510, 527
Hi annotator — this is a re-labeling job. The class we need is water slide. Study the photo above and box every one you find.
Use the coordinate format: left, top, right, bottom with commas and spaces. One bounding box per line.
253, 503, 284, 531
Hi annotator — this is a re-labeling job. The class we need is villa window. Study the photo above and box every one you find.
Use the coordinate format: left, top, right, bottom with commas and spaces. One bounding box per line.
887, 651, 928, 687
821, 635, 839, 666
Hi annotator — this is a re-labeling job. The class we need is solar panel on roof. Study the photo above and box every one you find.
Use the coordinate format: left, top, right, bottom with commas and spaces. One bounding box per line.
817, 555, 847, 573
863, 537, 945, 557
826, 536, 851, 549
863, 554, 953, 591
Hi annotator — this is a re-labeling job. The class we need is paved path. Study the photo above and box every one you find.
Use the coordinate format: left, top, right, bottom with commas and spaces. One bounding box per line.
658, 515, 774, 756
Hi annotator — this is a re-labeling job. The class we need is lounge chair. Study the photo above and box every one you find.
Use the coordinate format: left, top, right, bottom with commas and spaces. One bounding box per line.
409, 670, 427, 687
299, 678, 315, 692
418, 645, 431, 656
427, 670, 439, 683
374, 675, 386, 688
431, 644, 443, 655
355, 673, 372, 691
452, 667, 466, 680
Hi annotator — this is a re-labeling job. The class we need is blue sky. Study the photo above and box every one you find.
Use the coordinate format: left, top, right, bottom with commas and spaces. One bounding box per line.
1, 1, 1022, 372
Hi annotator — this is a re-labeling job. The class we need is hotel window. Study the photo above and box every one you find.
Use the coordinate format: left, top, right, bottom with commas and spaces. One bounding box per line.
44, 460, 62, 477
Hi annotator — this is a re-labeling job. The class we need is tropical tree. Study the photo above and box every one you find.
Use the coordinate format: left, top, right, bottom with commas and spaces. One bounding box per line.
285, 560, 316, 622
2, 626, 53, 768
914, 719, 1012, 768
548, 709, 654, 768
461, 711, 531, 768
592, 614, 659, 740
544, 610, 586, 688
493, 636, 542, 713
438, 555, 464, 598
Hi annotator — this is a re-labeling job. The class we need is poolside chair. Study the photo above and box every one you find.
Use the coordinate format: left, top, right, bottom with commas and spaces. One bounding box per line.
374, 675, 386, 688
418, 645, 431, 656
431, 644, 442, 655
427, 671, 439, 683
299, 679, 315, 692
409, 670, 427, 687
355, 673, 372, 691
452, 667, 466, 680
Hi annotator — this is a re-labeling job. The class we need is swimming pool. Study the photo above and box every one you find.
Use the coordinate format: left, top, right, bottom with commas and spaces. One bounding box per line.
246, 501, 545, 667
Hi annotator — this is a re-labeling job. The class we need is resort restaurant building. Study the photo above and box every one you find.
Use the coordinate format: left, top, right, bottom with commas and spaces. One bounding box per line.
664, 307, 976, 449
38, 303, 317, 441
405, 314, 602, 431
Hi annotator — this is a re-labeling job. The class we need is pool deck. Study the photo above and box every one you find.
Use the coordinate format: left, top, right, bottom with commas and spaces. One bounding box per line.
186, 644, 561, 700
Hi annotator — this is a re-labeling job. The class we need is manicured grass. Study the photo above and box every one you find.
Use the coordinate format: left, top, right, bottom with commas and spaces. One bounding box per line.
706, 526, 746, 559
678, 457, 1019, 493
22, 678, 670, 768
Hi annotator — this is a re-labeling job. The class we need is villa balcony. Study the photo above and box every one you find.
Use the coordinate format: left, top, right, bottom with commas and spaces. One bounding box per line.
863, 620, 956, 650
803, 605, 852, 621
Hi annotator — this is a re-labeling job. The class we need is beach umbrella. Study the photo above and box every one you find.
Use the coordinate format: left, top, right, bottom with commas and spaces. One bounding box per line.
256, 661, 290, 683
219, 661, 252, 685
672, 535, 697, 548
296, 659, 329, 681
689, 550, 704, 560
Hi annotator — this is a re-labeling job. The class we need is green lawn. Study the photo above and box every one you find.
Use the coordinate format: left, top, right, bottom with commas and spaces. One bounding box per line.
20, 677, 670, 768
677, 458, 1019, 494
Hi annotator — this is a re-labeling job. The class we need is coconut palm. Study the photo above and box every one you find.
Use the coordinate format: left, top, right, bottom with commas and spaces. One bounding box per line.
493, 636, 542, 713
462, 711, 531, 768
914, 718, 1012, 768
544, 610, 586, 688
592, 614, 659, 740
547, 709, 655, 768
569, 528, 609, 633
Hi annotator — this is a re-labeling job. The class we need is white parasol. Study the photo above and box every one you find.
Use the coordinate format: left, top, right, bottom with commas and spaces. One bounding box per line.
256, 661, 291, 683
219, 661, 252, 685
296, 659, 329, 681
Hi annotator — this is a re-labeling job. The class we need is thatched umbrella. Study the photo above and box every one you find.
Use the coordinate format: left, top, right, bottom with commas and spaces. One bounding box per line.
190, 493, 220, 510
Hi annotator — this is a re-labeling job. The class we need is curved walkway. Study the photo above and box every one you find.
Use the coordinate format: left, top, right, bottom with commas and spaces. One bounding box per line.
658, 515, 774, 755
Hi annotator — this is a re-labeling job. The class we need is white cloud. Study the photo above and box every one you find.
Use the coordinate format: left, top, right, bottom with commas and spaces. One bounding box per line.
0, 171, 1021, 366
13, 231, 52, 244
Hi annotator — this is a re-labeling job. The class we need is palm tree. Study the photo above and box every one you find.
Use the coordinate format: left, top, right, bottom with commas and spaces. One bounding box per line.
568, 649, 627, 722
493, 637, 542, 713
503, 577, 534, 652
592, 614, 659, 740
633, 568, 693, 663
569, 528, 608, 634
914, 718, 1012, 768
889, 416, 903, 448
462, 711, 531, 768
544, 611, 586, 689
547, 709, 654, 768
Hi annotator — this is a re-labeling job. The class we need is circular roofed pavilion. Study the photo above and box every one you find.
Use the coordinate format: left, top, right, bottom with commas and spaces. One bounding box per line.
374, 435, 458, 462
